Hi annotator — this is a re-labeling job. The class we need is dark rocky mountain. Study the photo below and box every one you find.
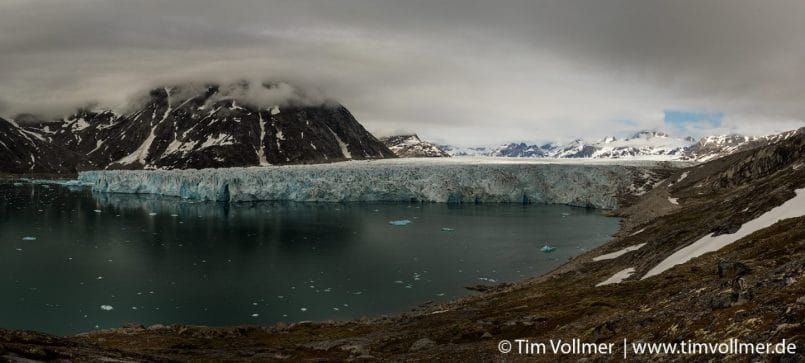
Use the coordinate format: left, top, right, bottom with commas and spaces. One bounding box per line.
7, 82, 395, 173
0, 117, 81, 174
379, 134, 449, 157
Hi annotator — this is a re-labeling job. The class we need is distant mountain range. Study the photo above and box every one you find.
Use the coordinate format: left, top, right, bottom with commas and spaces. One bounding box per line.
426, 129, 802, 161
0, 81, 395, 174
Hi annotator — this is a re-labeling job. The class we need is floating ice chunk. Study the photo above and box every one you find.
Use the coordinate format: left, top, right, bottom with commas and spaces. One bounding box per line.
21, 236, 37, 241
389, 219, 412, 226
441, 227, 455, 231
251, 313, 259, 317
540, 244, 556, 253
93, 209, 102, 213
300, 307, 308, 312
148, 212, 157, 216
596, 267, 636, 286
592, 243, 647, 261
100, 305, 114, 311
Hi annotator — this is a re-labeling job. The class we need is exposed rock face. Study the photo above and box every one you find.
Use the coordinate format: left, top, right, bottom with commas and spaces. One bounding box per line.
380, 134, 449, 157
0, 117, 81, 174
7, 82, 395, 173
681, 128, 802, 162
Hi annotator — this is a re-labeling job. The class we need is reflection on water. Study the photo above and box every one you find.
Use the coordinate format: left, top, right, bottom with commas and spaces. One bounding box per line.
0, 182, 619, 335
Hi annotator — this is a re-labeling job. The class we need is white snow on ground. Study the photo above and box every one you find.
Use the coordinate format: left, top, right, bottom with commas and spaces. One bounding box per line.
643, 188, 805, 279
668, 197, 679, 205
596, 267, 636, 286
676, 171, 689, 183
270, 105, 280, 115
256, 112, 269, 166
592, 243, 647, 261
328, 128, 352, 159
629, 228, 646, 236
200, 133, 234, 149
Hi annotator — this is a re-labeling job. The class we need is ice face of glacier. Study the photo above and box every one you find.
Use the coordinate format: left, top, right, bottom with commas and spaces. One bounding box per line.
78, 159, 669, 209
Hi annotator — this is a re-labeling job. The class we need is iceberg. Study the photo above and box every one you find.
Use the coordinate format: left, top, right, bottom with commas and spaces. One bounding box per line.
78, 159, 669, 209
389, 219, 412, 226
540, 245, 556, 253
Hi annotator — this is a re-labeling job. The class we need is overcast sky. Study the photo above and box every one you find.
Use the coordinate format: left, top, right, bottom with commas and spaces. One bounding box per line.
1, 0, 804, 145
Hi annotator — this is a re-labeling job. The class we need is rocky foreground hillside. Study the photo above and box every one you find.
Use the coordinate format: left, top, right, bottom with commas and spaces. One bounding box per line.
1, 135, 802, 361
1, 81, 395, 174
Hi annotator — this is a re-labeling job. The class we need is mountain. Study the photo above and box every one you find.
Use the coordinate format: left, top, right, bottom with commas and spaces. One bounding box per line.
681, 129, 801, 162
0, 117, 82, 174
439, 129, 799, 161
379, 134, 449, 157
9, 81, 395, 173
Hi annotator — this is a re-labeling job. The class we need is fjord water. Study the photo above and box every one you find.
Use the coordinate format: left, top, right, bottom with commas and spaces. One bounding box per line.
0, 182, 619, 335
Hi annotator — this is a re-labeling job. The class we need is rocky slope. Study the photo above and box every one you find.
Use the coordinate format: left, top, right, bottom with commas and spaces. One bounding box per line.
3, 82, 395, 174
379, 134, 449, 157
3, 128, 802, 362
0, 117, 82, 175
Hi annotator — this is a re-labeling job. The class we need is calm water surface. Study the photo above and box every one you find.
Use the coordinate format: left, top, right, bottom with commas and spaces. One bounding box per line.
0, 181, 619, 335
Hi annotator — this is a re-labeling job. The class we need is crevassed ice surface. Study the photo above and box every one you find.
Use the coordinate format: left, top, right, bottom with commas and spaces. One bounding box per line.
79, 160, 659, 209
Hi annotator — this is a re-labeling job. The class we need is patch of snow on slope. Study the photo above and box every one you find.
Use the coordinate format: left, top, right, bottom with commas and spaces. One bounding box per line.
116, 88, 172, 166
592, 243, 647, 261
668, 197, 679, 205
643, 188, 805, 279
676, 171, 689, 183
256, 111, 269, 166
629, 228, 646, 236
328, 127, 352, 159
200, 133, 234, 149
596, 268, 636, 286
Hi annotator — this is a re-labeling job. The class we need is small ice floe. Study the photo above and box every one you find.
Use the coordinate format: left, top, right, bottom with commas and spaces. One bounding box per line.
93, 209, 102, 213
300, 307, 308, 312
332, 307, 340, 311
100, 305, 114, 311
596, 268, 636, 286
478, 277, 497, 283
389, 219, 412, 226
96, 276, 103, 280
148, 212, 157, 216
394, 280, 404, 284
441, 227, 455, 232
251, 313, 259, 317
540, 244, 556, 253
21, 236, 37, 241
170, 214, 179, 217
15, 248, 23, 252
592, 243, 647, 261
561, 212, 570, 217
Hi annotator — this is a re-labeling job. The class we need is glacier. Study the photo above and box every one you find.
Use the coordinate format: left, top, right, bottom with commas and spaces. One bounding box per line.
77, 158, 676, 209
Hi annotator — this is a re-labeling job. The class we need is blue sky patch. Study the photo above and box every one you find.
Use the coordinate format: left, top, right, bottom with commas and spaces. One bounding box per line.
664, 110, 723, 133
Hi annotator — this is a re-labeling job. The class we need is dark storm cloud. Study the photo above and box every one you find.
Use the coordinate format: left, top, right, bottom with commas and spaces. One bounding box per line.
1, 0, 803, 144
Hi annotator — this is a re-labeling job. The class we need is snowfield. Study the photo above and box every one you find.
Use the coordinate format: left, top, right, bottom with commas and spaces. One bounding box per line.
77, 158, 683, 209
643, 188, 805, 279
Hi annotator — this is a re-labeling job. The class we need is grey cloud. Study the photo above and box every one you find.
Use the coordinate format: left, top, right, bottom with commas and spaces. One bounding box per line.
0, 0, 803, 144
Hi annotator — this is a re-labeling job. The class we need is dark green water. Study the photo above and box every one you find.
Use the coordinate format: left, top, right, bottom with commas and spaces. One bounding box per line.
0, 181, 619, 335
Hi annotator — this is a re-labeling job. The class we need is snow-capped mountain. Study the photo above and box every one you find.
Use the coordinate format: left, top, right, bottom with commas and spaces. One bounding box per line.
379, 134, 449, 157
8, 81, 395, 173
437, 129, 801, 161
681, 129, 801, 162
